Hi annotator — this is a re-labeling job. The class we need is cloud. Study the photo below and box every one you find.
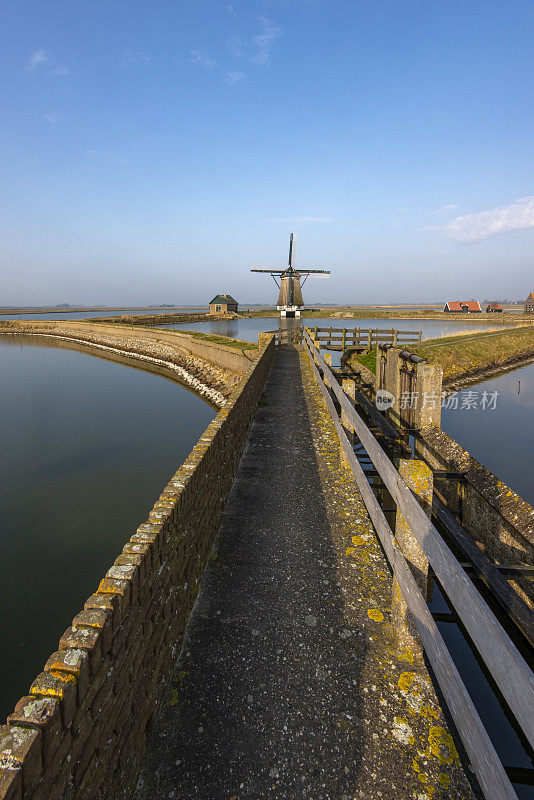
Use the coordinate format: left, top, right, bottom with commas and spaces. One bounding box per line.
443, 196, 534, 242
44, 113, 63, 123
223, 70, 244, 86
49, 66, 70, 76
119, 50, 150, 67
26, 49, 48, 71
189, 49, 218, 69
229, 17, 282, 66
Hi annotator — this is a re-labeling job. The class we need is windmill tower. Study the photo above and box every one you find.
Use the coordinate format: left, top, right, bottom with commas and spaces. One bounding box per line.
251, 233, 330, 317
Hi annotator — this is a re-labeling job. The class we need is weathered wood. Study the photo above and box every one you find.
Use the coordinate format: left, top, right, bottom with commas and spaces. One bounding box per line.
304, 331, 534, 753
433, 493, 534, 647
305, 342, 519, 800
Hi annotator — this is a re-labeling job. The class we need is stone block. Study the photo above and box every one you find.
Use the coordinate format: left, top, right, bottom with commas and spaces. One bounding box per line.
0, 725, 41, 791
0, 768, 22, 800
72, 609, 113, 654
7, 696, 62, 767
29, 672, 77, 728
44, 649, 90, 703
58, 626, 102, 674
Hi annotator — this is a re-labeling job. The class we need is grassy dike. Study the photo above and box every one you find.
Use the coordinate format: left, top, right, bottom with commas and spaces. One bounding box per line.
347, 326, 534, 385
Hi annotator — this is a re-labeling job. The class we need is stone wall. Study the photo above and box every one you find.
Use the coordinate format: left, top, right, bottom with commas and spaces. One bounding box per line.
0, 336, 275, 800
415, 425, 534, 608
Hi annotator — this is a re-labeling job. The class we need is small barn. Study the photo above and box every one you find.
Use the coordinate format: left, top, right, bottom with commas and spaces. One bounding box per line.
486, 303, 503, 313
524, 293, 534, 313
209, 294, 238, 315
443, 301, 482, 313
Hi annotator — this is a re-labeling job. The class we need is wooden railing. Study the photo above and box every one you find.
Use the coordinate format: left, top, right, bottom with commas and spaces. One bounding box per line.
303, 329, 534, 800
310, 326, 422, 351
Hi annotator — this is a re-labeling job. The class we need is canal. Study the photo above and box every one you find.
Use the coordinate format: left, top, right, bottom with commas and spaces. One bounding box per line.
0, 336, 215, 717
159, 314, 503, 343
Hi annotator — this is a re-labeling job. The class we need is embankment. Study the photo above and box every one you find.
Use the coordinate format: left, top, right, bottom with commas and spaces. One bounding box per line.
0, 334, 275, 800
410, 326, 534, 389
0, 321, 258, 406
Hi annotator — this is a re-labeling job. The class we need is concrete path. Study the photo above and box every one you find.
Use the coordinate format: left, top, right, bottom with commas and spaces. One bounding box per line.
135, 347, 475, 800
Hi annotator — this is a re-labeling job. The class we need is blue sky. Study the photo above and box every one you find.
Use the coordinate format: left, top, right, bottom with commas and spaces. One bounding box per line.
1, 0, 533, 305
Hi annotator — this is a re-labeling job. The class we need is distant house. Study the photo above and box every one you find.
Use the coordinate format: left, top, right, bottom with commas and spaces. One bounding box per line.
486, 303, 503, 313
524, 293, 534, 313
443, 301, 482, 313
209, 294, 238, 315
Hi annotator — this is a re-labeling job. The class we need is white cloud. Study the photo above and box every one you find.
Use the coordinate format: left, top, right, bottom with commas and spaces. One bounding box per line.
49, 66, 70, 77
44, 113, 63, 124
119, 50, 150, 67
26, 49, 48, 71
189, 49, 218, 69
229, 17, 282, 66
223, 70, 244, 86
443, 196, 534, 242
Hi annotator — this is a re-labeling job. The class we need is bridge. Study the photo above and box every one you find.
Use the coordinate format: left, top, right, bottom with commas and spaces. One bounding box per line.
0, 320, 533, 800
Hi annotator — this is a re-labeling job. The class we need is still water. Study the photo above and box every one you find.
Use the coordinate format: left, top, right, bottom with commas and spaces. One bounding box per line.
0, 336, 215, 716
0, 308, 205, 321
442, 361, 534, 505
160, 315, 501, 343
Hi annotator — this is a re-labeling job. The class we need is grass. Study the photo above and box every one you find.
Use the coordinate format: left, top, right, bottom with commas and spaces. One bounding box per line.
346, 325, 534, 378
154, 328, 257, 350
349, 350, 377, 374
411, 325, 534, 380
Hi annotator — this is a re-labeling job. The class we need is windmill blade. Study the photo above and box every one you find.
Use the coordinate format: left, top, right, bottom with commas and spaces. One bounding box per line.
295, 268, 331, 274
250, 267, 285, 273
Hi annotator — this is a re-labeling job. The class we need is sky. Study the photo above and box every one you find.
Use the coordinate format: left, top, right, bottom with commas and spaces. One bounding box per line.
1, 0, 533, 306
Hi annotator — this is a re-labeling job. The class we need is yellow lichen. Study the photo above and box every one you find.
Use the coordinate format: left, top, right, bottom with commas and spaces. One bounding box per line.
368, 609, 384, 622
429, 726, 459, 764
438, 773, 450, 787
398, 648, 414, 663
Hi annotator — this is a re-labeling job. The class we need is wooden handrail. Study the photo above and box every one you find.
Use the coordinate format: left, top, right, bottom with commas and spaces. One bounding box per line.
304, 329, 534, 800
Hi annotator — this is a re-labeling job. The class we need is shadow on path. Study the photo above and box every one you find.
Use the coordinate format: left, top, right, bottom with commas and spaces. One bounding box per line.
135, 348, 366, 799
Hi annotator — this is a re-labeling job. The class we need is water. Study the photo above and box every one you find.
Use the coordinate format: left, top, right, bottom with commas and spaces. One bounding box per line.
0, 308, 206, 321
0, 336, 215, 716
159, 315, 501, 343
442, 361, 534, 505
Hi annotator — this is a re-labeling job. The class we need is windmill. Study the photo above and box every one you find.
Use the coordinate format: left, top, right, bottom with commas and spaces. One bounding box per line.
251, 233, 331, 317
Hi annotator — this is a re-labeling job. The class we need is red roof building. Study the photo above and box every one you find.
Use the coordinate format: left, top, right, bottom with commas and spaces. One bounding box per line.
443, 301, 482, 313
486, 303, 503, 312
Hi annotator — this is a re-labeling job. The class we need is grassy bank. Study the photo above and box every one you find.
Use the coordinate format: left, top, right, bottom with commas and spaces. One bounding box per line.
159, 329, 257, 350
347, 326, 534, 381
410, 326, 534, 382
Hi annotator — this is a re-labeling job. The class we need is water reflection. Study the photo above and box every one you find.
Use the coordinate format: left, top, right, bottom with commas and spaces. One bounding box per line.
0, 336, 215, 716
442, 362, 534, 504
160, 315, 500, 343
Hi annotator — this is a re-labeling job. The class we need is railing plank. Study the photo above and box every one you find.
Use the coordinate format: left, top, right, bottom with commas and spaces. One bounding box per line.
304, 330, 534, 752
433, 493, 534, 647
305, 343, 518, 800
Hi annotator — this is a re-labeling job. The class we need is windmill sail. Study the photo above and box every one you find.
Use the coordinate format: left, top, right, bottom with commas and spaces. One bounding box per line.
251, 233, 330, 317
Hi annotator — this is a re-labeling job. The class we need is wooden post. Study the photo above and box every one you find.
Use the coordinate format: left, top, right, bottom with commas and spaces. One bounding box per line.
324, 353, 332, 390
413, 362, 443, 429
328, 325, 332, 348
341, 378, 356, 447
342, 328, 346, 351
418, 330, 422, 344
393, 329, 398, 346
392, 459, 433, 659
367, 330, 372, 350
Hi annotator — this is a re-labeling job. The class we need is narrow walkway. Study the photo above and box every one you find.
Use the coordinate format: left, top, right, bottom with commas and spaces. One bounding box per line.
135, 348, 474, 800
